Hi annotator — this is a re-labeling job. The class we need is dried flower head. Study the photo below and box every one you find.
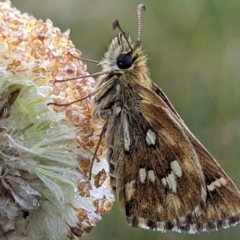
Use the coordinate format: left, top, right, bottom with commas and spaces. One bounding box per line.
0, 1, 114, 239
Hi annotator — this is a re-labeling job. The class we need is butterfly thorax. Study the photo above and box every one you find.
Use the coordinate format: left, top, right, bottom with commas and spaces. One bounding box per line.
91, 33, 152, 120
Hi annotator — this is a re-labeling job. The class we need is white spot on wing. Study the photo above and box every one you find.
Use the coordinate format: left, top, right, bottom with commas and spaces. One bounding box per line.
207, 177, 227, 192
157, 221, 166, 232
123, 116, 130, 151
178, 216, 186, 224
139, 168, 147, 183
162, 172, 177, 192
116, 84, 121, 97
207, 181, 217, 191
148, 170, 156, 183
125, 180, 136, 201
162, 178, 167, 187
146, 129, 156, 146
166, 172, 177, 192
224, 219, 230, 228
193, 205, 200, 216
188, 223, 197, 234
115, 106, 121, 116
161, 161, 183, 193
170, 160, 182, 178
138, 218, 149, 230
218, 177, 227, 186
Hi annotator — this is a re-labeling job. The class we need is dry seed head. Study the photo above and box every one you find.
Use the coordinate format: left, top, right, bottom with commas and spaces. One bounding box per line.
0, 1, 114, 239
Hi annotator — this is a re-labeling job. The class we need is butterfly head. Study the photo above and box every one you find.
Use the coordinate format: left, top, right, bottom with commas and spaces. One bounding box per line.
99, 5, 146, 74
99, 32, 143, 73
115, 33, 139, 70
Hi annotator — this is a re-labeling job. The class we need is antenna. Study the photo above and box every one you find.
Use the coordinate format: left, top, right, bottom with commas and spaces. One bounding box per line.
137, 4, 146, 42
113, 4, 146, 50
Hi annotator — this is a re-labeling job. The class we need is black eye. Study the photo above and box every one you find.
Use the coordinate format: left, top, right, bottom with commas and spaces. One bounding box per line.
117, 54, 133, 69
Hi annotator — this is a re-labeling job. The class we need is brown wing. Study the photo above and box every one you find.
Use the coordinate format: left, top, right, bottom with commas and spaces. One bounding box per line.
107, 84, 208, 231
151, 82, 240, 232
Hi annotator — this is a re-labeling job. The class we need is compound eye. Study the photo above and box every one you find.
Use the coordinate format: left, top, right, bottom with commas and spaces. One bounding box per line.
117, 54, 133, 69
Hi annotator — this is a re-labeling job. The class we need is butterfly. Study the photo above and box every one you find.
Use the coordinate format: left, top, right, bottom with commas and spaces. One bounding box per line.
51, 4, 240, 233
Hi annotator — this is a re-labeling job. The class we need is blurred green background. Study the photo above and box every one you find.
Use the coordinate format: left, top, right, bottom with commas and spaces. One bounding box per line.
9, 0, 240, 239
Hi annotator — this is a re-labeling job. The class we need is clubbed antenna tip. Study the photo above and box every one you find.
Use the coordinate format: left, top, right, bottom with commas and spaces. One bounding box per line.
112, 19, 119, 30
138, 3, 146, 11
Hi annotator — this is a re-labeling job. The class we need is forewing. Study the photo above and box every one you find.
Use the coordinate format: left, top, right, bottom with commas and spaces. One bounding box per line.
179, 132, 240, 232
106, 85, 207, 231
152, 83, 240, 232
